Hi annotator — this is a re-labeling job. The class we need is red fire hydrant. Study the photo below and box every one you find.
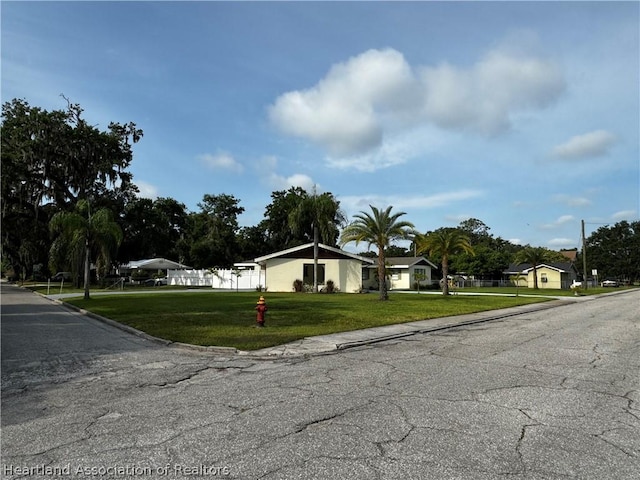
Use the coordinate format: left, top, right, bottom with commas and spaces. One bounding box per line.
255, 296, 267, 328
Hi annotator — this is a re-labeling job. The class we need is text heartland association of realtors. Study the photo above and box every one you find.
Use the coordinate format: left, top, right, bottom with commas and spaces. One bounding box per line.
2, 463, 231, 476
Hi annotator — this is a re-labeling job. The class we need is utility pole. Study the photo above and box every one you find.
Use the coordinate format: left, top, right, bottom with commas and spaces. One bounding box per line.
581, 219, 588, 290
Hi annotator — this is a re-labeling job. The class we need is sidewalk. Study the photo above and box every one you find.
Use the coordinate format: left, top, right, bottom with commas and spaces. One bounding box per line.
241, 297, 591, 357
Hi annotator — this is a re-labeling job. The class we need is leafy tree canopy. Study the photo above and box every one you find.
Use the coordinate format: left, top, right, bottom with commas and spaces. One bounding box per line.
585, 220, 640, 282
181, 194, 245, 269
1, 97, 141, 279
341, 205, 415, 300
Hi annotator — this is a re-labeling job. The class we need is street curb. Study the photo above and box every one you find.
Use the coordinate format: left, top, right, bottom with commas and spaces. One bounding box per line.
332, 289, 638, 351
334, 299, 573, 350
44, 295, 241, 355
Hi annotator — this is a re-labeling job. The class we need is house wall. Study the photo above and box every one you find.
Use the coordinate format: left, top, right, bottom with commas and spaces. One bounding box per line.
527, 267, 568, 289
408, 266, 433, 289
363, 265, 433, 290
265, 258, 364, 293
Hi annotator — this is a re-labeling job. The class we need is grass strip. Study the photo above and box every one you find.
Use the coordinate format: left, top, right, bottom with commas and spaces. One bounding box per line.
66, 291, 550, 350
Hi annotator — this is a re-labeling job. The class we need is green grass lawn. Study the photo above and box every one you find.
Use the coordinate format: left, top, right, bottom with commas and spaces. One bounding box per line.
452, 286, 622, 296
66, 291, 551, 350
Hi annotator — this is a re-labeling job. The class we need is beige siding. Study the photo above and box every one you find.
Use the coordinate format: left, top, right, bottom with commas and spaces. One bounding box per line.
363, 265, 433, 290
389, 269, 408, 290
527, 267, 564, 289
265, 258, 364, 293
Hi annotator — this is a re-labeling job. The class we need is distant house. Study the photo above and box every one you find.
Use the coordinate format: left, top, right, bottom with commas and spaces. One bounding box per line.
504, 262, 579, 289
363, 256, 438, 291
254, 243, 374, 293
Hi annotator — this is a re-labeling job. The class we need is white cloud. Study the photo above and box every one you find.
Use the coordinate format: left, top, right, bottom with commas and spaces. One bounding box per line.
553, 194, 592, 207
256, 155, 316, 191
548, 238, 577, 247
267, 173, 315, 192
135, 181, 159, 200
198, 151, 244, 173
541, 214, 575, 229
509, 238, 524, 246
269, 48, 417, 157
421, 49, 565, 135
612, 210, 637, 220
552, 130, 617, 160
269, 43, 565, 168
339, 190, 484, 214
325, 128, 430, 172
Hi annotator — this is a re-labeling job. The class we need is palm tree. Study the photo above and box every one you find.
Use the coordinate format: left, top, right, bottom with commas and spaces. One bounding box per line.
513, 246, 554, 290
288, 188, 345, 293
340, 205, 415, 301
416, 228, 474, 296
49, 200, 122, 300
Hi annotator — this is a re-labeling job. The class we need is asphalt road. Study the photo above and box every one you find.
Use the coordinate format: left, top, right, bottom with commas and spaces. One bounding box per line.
1, 283, 639, 479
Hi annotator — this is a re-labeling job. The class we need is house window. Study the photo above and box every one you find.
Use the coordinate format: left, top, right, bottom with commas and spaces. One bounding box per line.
414, 268, 426, 277
303, 264, 325, 285
362, 268, 370, 280
541, 273, 548, 283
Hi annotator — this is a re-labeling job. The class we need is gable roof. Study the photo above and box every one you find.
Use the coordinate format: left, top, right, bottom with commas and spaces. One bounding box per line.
366, 256, 438, 269
254, 243, 374, 264
504, 262, 578, 274
121, 258, 191, 270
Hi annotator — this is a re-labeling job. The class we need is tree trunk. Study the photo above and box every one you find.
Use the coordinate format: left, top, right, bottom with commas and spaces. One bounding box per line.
83, 237, 91, 300
442, 256, 449, 296
532, 265, 539, 289
313, 224, 319, 293
378, 250, 388, 300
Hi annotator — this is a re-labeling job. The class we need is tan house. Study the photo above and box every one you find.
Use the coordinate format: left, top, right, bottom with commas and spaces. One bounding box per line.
254, 243, 374, 293
505, 262, 579, 289
363, 257, 438, 291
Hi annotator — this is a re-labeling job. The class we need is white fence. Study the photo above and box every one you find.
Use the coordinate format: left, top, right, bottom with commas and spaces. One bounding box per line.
168, 269, 265, 290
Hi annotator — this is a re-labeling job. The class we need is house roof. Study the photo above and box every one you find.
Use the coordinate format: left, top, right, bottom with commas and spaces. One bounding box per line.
560, 250, 578, 262
366, 256, 438, 269
233, 261, 260, 269
254, 243, 375, 264
504, 262, 578, 275
120, 258, 191, 270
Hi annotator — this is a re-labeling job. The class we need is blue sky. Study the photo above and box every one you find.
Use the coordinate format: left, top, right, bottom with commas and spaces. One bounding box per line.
2, 1, 638, 251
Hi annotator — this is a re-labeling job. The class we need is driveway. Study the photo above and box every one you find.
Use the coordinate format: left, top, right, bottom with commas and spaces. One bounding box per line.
2, 283, 639, 479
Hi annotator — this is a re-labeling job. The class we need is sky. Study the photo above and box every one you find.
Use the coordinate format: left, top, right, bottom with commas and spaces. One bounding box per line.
2, 1, 639, 252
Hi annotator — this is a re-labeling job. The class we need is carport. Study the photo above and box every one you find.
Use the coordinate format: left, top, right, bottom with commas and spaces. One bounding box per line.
119, 258, 191, 283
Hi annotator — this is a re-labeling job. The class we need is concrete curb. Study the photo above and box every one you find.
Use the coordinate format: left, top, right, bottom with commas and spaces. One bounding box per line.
334, 299, 573, 350
44, 294, 240, 355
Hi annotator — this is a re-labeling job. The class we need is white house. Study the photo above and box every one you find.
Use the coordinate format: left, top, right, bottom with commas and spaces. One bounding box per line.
254, 243, 374, 293
363, 256, 438, 291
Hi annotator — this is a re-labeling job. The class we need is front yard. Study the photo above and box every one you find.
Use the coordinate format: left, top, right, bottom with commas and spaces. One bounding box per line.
65, 291, 550, 350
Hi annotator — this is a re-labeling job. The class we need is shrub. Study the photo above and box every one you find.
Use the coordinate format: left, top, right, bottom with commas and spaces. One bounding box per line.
131, 270, 150, 283
324, 280, 336, 293
293, 279, 304, 292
